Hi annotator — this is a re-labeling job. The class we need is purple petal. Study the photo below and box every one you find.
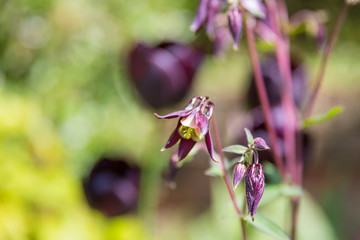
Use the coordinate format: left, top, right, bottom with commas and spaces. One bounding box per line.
228, 6, 243, 50
161, 121, 182, 151
185, 96, 201, 111
206, 0, 221, 36
241, 0, 266, 18
154, 109, 191, 119
205, 132, 218, 162
178, 138, 197, 161
195, 112, 209, 137
190, 0, 210, 32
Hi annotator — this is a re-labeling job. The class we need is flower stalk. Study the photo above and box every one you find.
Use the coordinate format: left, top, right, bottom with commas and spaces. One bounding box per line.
304, 3, 349, 118
243, 15, 285, 177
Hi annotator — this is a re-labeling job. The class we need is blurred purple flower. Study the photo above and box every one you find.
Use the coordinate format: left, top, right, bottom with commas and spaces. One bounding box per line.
191, 0, 265, 41
245, 163, 265, 221
128, 42, 204, 108
290, 10, 328, 49
246, 56, 307, 108
155, 96, 216, 162
83, 157, 140, 217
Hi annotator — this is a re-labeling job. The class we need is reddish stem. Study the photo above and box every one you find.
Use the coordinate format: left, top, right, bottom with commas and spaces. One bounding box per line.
212, 116, 242, 215
244, 17, 285, 177
212, 116, 247, 239
266, 0, 299, 183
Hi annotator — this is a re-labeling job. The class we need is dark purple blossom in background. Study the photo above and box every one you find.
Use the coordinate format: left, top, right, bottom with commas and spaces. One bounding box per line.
245, 163, 265, 221
155, 96, 216, 162
246, 56, 307, 109
128, 42, 204, 108
83, 157, 141, 217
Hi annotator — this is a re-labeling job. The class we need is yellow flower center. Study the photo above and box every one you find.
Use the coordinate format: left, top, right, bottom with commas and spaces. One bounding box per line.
178, 125, 203, 141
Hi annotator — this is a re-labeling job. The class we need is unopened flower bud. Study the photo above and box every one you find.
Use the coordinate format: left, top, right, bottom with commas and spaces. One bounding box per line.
245, 163, 265, 221
253, 137, 270, 151
233, 162, 246, 189
228, 6, 243, 50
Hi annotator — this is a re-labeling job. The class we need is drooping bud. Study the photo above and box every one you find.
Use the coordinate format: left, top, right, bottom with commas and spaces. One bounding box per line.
253, 137, 270, 151
228, 6, 243, 50
233, 162, 246, 190
245, 163, 265, 221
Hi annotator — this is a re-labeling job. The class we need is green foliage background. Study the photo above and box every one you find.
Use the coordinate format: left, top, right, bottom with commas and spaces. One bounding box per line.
0, 0, 359, 239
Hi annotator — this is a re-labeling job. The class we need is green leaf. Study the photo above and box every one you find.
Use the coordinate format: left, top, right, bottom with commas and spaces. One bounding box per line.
223, 145, 248, 155
302, 106, 343, 128
244, 128, 254, 146
244, 213, 290, 240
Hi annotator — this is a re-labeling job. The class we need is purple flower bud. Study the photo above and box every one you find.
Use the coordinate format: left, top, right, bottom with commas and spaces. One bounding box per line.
127, 42, 204, 109
253, 137, 270, 151
83, 157, 141, 217
245, 163, 265, 221
228, 6, 243, 50
233, 162, 246, 189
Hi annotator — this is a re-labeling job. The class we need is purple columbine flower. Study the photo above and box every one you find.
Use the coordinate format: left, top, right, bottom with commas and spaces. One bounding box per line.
253, 137, 270, 151
128, 42, 204, 109
233, 162, 247, 190
83, 157, 141, 217
155, 96, 216, 161
245, 163, 265, 221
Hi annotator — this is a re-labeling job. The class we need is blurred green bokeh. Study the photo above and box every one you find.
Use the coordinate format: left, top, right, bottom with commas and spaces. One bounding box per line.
0, 0, 360, 239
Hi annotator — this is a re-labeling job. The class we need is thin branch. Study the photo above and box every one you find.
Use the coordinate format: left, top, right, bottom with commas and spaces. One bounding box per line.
243, 17, 285, 177
212, 116, 248, 239
304, 3, 349, 117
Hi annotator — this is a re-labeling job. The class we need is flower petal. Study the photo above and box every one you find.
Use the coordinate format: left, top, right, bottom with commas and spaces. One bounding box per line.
241, 0, 266, 18
195, 112, 209, 137
205, 131, 218, 162
190, 0, 210, 32
161, 120, 182, 151
154, 109, 191, 119
178, 138, 197, 161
